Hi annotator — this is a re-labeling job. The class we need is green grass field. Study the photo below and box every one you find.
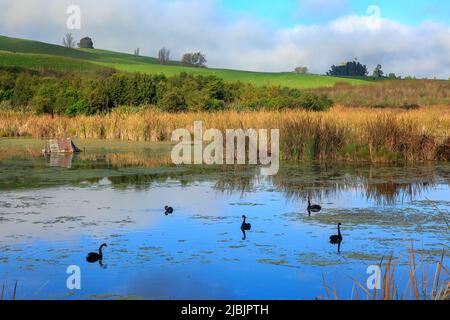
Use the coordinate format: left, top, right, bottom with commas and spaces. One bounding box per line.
0, 35, 368, 88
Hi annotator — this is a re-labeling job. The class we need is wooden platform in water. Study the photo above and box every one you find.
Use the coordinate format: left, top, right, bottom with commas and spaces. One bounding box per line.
44, 138, 81, 154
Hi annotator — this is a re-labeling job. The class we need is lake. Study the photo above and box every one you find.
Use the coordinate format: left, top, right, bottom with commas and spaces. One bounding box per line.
0, 139, 449, 300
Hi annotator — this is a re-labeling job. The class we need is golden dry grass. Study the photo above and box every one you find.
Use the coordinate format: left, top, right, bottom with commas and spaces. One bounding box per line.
1, 106, 449, 162
313, 80, 450, 108
322, 243, 450, 300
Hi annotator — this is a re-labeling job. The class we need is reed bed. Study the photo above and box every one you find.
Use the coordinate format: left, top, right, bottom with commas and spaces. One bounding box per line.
1, 106, 449, 162
322, 244, 450, 300
314, 80, 450, 108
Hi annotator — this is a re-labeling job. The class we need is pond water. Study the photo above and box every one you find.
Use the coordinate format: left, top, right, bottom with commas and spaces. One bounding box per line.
0, 139, 449, 300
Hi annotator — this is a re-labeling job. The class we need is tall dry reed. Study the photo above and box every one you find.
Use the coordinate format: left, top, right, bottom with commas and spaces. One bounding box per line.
322, 244, 449, 300
1, 106, 449, 162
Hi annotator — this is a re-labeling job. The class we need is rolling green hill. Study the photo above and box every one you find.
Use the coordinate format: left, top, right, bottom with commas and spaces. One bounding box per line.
0, 35, 368, 88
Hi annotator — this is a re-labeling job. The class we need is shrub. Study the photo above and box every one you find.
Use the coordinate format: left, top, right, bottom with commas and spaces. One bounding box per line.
157, 86, 188, 112
11, 74, 35, 107
0, 68, 334, 114
66, 100, 90, 116
30, 95, 53, 114
297, 92, 333, 111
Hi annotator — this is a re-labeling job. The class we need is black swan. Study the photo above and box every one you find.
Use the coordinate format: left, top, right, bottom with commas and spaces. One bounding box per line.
329, 223, 343, 244
164, 206, 174, 215
86, 243, 107, 263
241, 215, 251, 240
307, 196, 322, 212
241, 215, 252, 231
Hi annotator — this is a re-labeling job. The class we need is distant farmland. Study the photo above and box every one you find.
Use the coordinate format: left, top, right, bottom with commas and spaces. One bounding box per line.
0, 35, 368, 89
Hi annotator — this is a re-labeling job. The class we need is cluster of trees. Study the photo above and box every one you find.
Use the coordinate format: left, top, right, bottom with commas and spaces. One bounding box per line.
62, 34, 208, 68
0, 67, 333, 115
327, 60, 368, 77
327, 60, 402, 80
294, 67, 309, 75
63, 34, 94, 49
181, 52, 207, 67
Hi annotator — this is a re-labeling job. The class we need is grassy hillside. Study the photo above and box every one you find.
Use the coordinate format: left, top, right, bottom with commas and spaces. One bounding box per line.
0, 35, 368, 88
0, 50, 108, 73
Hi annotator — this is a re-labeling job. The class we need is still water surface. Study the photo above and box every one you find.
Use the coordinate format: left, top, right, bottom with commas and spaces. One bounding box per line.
0, 139, 449, 299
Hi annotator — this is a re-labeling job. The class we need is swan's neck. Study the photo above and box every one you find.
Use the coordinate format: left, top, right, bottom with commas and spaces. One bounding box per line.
243, 217, 246, 224
99, 246, 104, 256
338, 225, 341, 237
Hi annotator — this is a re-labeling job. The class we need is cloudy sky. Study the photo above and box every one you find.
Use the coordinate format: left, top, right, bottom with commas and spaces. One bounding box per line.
1, 0, 450, 78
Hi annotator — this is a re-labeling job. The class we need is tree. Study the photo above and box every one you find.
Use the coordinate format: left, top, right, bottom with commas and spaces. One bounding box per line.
78, 37, 94, 49
182, 52, 207, 67
63, 33, 76, 49
181, 53, 193, 66
327, 60, 368, 77
158, 47, 170, 65
372, 64, 384, 78
134, 48, 140, 56
294, 66, 309, 74
388, 73, 398, 79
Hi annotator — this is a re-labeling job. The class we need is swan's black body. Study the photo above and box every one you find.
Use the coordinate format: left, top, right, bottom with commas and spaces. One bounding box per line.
329, 223, 343, 244
307, 197, 322, 212
165, 206, 174, 215
241, 215, 252, 231
86, 243, 107, 263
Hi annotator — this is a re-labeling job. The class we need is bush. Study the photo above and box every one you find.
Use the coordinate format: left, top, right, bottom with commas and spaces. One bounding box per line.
30, 95, 53, 114
66, 100, 90, 116
297, 93, 333, 111
0, 68, 334, 114
11, 74, 35, 107
157, 86, 188, 112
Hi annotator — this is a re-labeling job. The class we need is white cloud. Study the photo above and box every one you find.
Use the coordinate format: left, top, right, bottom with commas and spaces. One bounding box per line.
0, 0, 449, 78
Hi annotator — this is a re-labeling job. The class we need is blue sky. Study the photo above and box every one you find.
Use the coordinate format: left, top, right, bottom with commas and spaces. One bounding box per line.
222, 0, 450, 27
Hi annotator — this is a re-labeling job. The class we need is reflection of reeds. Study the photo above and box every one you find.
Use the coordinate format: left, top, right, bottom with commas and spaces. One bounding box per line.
1, 106, 449, 162
322, 244, 449, 300
1, 280, 17, 301
270, 164, 444, 206
0, 148, 42, 160
364, 182, 433, 206
78, 152, 174, 168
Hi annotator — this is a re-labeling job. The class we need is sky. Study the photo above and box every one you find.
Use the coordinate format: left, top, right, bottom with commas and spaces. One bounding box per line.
1, 0, 450, 78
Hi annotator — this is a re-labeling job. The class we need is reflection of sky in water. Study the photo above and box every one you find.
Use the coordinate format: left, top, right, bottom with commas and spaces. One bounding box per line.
0, 159, 449, 300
